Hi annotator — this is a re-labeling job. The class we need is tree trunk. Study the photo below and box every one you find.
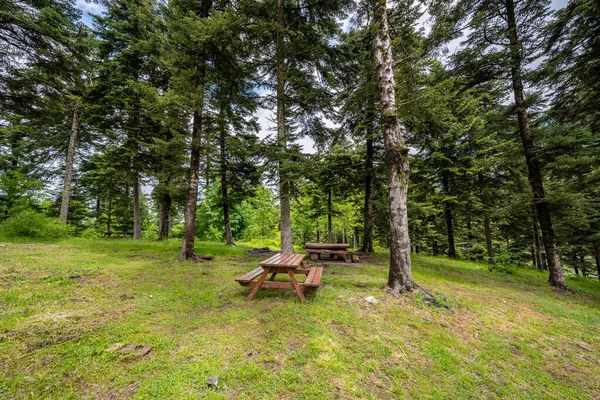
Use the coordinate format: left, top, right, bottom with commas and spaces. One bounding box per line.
594, 244, 600, 281
442, 174, 456, 258
433, 240, 438, 256
327, 188, 332, 242
219, 102, 235, 246
158, 192, 171, 241
372, 0, 414, 293
277, 0, 293, 253
59, 102, 80, 224
483, 214, 494, 264
107, 195, 112, 234
531, 204, 546, 271
360, 137, 375, 253
505, 0, 566, 289
132, 173, 142, 240
179, 60, 207, 261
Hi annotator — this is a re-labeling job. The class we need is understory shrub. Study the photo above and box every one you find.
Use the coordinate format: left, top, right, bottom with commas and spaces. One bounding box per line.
0, 209, 69, 238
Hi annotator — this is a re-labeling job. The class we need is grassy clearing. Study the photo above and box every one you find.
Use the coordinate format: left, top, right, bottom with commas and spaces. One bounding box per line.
1, 239, 599, 399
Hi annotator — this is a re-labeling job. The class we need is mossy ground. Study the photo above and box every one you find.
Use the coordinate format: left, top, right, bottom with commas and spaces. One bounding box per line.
1, 239, 599, 399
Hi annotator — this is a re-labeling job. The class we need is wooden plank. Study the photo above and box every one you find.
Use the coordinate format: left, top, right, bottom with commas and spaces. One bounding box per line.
306, 249, 348, 255
235, 267, 264, 283
246, 267, 270, 301
305, 243, 350, 250
249, 280, 295, 289
260, 253, 282, 266
268, 266, 309, 274
304, 267, 322, 288
288, 269, 306, 302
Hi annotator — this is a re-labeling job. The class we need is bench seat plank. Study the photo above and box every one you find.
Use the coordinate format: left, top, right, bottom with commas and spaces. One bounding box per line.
235, 267, 264, 284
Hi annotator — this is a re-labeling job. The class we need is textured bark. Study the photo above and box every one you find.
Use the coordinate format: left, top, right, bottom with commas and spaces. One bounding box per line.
218, 102, 235, 246
327, 188, 332, 242
277, 0, 293, 253
158, 192, 171, 241
106, 195, 112, 234
59, 103, 80, 224
594, 244, 600, 281
442, 174, 456, 258
484, 215, 495, 264
360, 137, 375, 253
531, 204, 546, 270
180, 111, 204, 259
372, 0, 414, 292
505, 0, 566, 289
132, 173, 142, 240
179, 60, 207, 261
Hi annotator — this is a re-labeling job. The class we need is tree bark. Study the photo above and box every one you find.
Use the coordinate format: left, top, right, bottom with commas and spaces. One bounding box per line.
594, 244, 600, 281
179, 60, 207, 261
442, 174, 456, 258
484, 214, 495, 264
132, 173, 142, 240
360, 137, 375, 253
531, 204, 546, 270
372, 0, 414, 293
276, 0, 293, 253
59, 102, 80, 224
218, 102, 235, 246
107, 195, 112, 234
505, 0, 566, 289
158, 192, 171, 241
327, 188, 332, 242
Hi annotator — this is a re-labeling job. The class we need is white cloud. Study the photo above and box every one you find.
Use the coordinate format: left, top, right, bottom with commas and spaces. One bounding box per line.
76, 0, 104, 15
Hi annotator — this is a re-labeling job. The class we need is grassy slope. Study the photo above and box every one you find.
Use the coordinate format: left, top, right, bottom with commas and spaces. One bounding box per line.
1, 239, 599, 399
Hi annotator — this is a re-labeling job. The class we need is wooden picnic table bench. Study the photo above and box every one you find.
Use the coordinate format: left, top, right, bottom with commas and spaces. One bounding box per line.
305, 243, 359, 263
235, 253, 322, 302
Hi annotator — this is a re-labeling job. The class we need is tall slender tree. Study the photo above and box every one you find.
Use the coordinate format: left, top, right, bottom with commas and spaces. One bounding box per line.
430, 0, 568, 289
372, 0, 415, 292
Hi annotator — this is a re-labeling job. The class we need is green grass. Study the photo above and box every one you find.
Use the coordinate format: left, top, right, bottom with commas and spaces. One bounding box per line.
1, 239, 599, 399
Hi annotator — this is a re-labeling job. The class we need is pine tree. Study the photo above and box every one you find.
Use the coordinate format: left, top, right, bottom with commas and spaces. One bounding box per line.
430, 0, 568, 289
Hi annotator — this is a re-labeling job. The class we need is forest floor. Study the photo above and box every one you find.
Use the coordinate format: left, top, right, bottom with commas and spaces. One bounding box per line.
1, 239, 600, 399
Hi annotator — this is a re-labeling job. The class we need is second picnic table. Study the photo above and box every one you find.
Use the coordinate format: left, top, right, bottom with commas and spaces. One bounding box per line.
305, 243, 359, 263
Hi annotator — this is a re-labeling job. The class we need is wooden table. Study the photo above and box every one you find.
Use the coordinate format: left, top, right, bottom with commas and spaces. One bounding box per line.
305, 243, 357, 262
235, 253, 322, 302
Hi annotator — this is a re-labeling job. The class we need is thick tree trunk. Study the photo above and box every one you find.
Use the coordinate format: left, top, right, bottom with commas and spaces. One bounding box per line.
59, 103, 80, 224
179, 57, 207, 260
484, 214, 495, 264
218, 102, 235, 246
180, 108, 204, 260
442, 174, 456, 258
372, 0, 414, 293
277, 0, 293, 253
505, 0, 566, 289
360, 137, 375, 253
132, 173, 142, 240
327, 188, 332, 242
158, 192, 171, 240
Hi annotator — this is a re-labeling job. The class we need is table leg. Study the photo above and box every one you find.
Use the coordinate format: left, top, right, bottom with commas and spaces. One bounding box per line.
247, 267, 270, 301
287, 269, 306, 302
269, 273, 277, 281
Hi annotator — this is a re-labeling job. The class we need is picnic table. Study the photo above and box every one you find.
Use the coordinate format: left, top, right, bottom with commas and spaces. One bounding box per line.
305, 243, 359, 263
235, 253, 322, 302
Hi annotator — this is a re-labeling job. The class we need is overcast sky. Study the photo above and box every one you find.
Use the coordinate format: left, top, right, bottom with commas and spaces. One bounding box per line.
75, 0, 570, 155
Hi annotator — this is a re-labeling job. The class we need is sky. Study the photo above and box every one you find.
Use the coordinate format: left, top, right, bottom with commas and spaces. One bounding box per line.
75, 0, 570, 155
